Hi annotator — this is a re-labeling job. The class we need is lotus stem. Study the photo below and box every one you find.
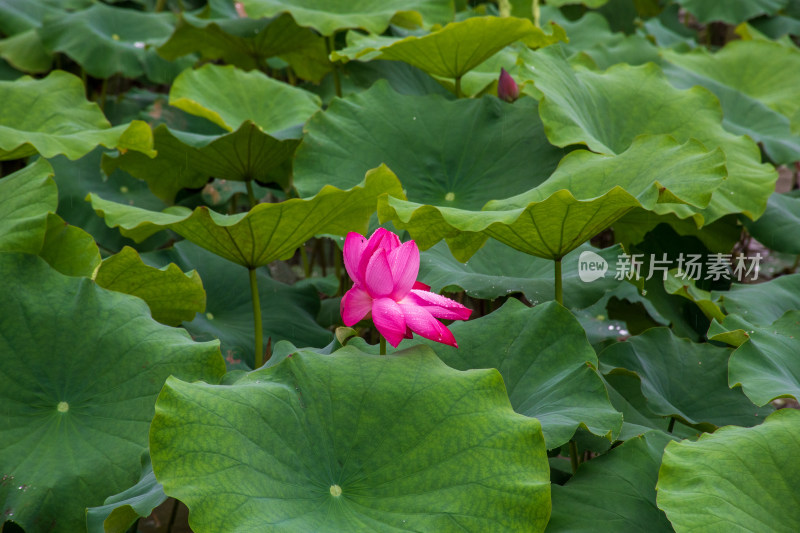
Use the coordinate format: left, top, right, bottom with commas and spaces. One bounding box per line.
455, 76, 462, 98
554, 258, 563, 305
667, 417, 676, 433
154, 0, 167, 12
249, 267, 264, 368
300, 245, 311, 278
380, 336, 386, 356
327, 35, 343, 98
569, 440, 580, 474
533, 0, 540, 28
245, 179, 257, 208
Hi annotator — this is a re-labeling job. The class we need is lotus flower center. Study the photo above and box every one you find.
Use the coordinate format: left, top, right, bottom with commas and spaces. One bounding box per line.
57, 402, 69, 413
329, 484, 342, 497
444, 192, 455, 202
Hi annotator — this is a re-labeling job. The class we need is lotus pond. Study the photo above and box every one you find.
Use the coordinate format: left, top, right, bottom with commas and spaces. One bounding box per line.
1, 0, 800, 532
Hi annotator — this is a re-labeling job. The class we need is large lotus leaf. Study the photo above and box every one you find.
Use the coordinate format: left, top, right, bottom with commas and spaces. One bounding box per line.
547, 431, 674, 532
169, 63, 321, 134
0, 29, 52, 73
158, 13, 330, 82
102, 123, 300, 204
37, 3, 188, 81
238, 0, 454, 35
0, 253, 225, 533
143, 240, 333, 368
150, 345, 551, 532
725, 311, 800, 405
85, 452, 167, 533
527, 45, 777, 223
662, 43, 800, 164
95, 246, 205, 327
380, 134, 726, 261
0, 0, 62, 35
419, 240, 624, 308
331, 16, 566, 80
294, 81, 566, 206
39, 213, 101, 277
663, 269, 725, 322
714, 273, 800, 325
423, 299, 622, 449
657, 408, 800, 532
88, 165, 404, 268
0, 158, 56, 254
675, 0, 790, 24
743, 191, 800, 254
50, 149, 170, 254
600, 327, 771, 431
0, 71, 154, 161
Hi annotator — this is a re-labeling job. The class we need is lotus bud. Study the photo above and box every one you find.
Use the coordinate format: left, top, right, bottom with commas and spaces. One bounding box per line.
497, 68, 519, 103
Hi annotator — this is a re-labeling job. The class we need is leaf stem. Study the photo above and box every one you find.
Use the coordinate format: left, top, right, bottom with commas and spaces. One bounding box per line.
554, 258, 563, 305
245, 179, 257, 208
533, 0, 540, 28
569, 440, 580, 474
154, 0, 167, 12
249, 267, 264, 368
667, 416, 676, 433
380, 336, 386, 356
300, 245, 311, 278
454, 76, 462, 98
327, 34, 343, 98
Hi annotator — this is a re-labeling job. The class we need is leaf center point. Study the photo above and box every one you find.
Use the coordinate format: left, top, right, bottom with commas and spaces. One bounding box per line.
329, 484, 342, 497
57, 401, 69, 413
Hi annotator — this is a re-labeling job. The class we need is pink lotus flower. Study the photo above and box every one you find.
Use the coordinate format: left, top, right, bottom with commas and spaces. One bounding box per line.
340, 229, 471, 347
498, 67, 519, 103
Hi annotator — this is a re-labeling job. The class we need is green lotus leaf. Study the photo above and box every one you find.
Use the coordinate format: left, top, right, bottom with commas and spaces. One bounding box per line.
743, 191, 800, 254
294, 81, 566, 206
143, 240, 333, 369
169, 63, 321, 133
0, 71, 155, 161
39, 213, 101, 277
380, 134, 726, 261
89, 165, 404, 268
547, 431, 674, 532
0, 30, 52, 73
158, 13, 330, 82
657, 408, 800, 532
545, 0, 609, 7
37, 3, 189, 81
0, 158, 56, 254
150, 345, 551, 532
0, 253, 225, 533
238, 0, 454, 36
332, 16, 566, 81
662, 41, 800, 164
714, 273, 800, 325
663, 268, 725, 322
0, 0, 62, 35
602, 373, 700, 441
600, 328, 771, 431
102, 122, 299, 204
419, 240, 625, 308
528, 45, 777, 223
85, 452, 167, 533
95, 246, 205, 327
675, 0, 790, 24
50, 149, 170, 254
422, 300, 622, 449
724, 310, 800, 405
